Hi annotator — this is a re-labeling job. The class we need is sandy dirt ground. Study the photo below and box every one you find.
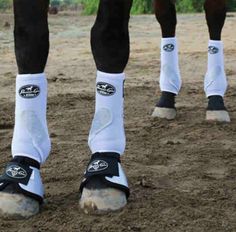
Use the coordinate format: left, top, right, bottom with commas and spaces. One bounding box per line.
1, 11, 236, 232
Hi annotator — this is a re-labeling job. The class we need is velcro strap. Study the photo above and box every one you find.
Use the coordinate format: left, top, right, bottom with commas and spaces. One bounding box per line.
84, 152, 120, 178
0, 162, 32, 186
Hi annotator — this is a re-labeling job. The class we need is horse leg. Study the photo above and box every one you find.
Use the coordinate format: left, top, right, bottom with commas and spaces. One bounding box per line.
0, 0, 50, 219
79, 0, 132, 213
14, 0, 49, 74
204, 0, 230, 122
152, 0, 181, 120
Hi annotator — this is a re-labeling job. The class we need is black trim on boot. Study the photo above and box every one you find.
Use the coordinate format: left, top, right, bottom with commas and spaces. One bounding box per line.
0, 157, 43, 204
207, 95, 227, 111
156, 91, 176, 109
80, 152, 130, 198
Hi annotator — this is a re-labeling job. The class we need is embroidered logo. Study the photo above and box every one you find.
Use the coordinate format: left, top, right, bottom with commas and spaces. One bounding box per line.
208, 46, 219, 54
87, 160, 108, 172
6, 165, 27, 179
96, 82, 116, 96
19, 85, 40, 98
163, 44, 175, 52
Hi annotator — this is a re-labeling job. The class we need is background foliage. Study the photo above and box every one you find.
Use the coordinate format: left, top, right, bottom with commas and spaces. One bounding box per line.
78, 0, 236, 14
0, 0, 11, 10
0, 0, 235, 13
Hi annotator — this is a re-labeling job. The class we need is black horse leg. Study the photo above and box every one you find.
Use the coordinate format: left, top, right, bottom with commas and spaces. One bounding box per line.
152, 0, 179, 118
79, 0, 133, 212
14, 0, 49, 74
204, 0, 226, 40
154, 0, 177, 38
204, 0, 229, 121
91, 0, 133, 73
11, 0, 51, 164
0, 1, 51, 218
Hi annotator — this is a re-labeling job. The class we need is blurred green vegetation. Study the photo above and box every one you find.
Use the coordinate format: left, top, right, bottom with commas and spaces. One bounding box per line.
0, 0, 235, 14
0, 0, 12, 10
78, 0, 236, 14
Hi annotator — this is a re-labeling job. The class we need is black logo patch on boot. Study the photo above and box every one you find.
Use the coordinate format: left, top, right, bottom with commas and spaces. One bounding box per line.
163, 44, 175, 52
19, 85, 40, 98
208, 46, 219, 54
96, 82, 116, 96
87, 160, 108, 172
6, 165, 27, 179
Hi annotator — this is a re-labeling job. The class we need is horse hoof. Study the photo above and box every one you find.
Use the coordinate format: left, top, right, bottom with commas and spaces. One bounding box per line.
206, 110, 230, 122
0, 192, 40, 219
152, 107, 176, 120
80, 187, 127, 214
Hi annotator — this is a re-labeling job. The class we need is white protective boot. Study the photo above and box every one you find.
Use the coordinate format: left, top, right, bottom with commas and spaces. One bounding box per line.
0, 73, 51, 218
205, 40, 230, 122
80, 71, 129, 214
152, 37, 181, 120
